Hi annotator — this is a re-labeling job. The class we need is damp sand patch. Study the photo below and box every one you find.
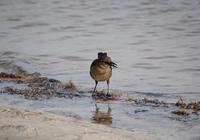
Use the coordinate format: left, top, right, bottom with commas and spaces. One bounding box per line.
0, 106, 155, 140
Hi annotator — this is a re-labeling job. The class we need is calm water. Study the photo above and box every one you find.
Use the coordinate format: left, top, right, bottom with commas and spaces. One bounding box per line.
0, 0, 200, 139
0, 0, 200, 96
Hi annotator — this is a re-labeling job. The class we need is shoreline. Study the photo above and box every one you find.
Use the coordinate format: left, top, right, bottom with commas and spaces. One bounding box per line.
0, 71, 199, 140
0, 105, 155, 140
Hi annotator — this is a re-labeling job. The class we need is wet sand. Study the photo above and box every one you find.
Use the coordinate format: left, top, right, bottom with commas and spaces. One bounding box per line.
0, 106, 155, 140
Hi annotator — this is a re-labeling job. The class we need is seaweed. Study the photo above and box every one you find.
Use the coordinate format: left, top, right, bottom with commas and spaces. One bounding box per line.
91, 90, 122, 101
0, 71, 200, 122
175, 97, 200, 111
63, 81, 77, 90
125, 96, 172, 108
172, 97, 200, 117
0, 72, 21, 79
171, 110, 189, 116
0, 71, 80, 100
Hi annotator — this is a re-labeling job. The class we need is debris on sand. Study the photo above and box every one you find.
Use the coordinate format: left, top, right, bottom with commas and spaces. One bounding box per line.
0, 69, 199, 122
63, 81, 77, 90
91, 90, 122, 101
126, 96, 171, 108
171, 109, 189, 116
125, 95, 136, 102
170, 97, 200, 118
125, 96, 199, 117
175, 97, 200, 111
1, 87, 55, 100
187, 102, 200, 111
0, 72, 21, 79
0, 70, 46, 83
0, 70, 81, 100
134, 109, 148, 114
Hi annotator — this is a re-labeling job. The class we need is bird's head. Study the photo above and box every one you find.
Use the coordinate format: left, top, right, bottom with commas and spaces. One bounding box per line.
97, 52, 118, 68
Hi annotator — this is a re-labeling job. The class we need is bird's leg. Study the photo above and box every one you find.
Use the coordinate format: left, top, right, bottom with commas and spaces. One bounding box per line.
93, 81, 98, 94
95, 103, 99, 112
106, 80, 111, 97
107, 104, 111, 114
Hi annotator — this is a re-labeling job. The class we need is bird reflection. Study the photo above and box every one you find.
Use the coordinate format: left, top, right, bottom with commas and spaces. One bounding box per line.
91, 104, 112, 125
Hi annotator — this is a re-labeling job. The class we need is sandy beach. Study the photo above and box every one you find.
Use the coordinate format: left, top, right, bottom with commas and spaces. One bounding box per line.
0, 105, 155, 140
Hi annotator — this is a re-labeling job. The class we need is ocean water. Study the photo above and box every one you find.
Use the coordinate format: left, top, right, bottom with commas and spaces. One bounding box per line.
0, 0, 200, 139
0, 0, 200, 97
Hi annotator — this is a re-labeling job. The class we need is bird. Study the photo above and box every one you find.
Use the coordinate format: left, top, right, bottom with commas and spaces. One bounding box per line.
90, 52, 118, 97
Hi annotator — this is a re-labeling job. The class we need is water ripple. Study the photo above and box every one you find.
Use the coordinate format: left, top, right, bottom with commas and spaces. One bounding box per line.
59, 56, 90, 62
12, 22, 49, 30
144, 56, 177, 60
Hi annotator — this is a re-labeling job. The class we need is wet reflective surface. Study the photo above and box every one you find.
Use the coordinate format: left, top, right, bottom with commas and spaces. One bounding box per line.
0, 91, 199, 140
91, 104, 112, 125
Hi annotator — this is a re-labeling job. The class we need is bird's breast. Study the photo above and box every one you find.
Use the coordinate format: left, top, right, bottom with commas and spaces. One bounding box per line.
90, 65, 112, 81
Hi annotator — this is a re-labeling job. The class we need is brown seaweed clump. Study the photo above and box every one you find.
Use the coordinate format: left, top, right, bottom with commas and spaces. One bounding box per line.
187, 102, 200, 111
0, 72, 21, 79
176, 102, 200, 111
171, 109, 189, 116
92, 90, 122, 101
172, 97, 200, 116
1, 87, 55, 100
125, 96, 170, 108
175, 97, 200, 111
63, 81, 77, 90
0, 69, 46, 83
0, 70, 81, 100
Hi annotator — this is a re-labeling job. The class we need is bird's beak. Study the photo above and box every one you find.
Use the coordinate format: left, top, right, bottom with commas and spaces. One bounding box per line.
107, 61, 118, 68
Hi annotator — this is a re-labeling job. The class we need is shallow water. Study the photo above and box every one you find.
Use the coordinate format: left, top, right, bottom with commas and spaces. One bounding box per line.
0, 0, 200, 139
0, 90, 199, 140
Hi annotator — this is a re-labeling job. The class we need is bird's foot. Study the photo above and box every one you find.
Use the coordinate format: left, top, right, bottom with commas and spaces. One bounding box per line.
92, 92, 96, 97
106, 93, 112, 98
